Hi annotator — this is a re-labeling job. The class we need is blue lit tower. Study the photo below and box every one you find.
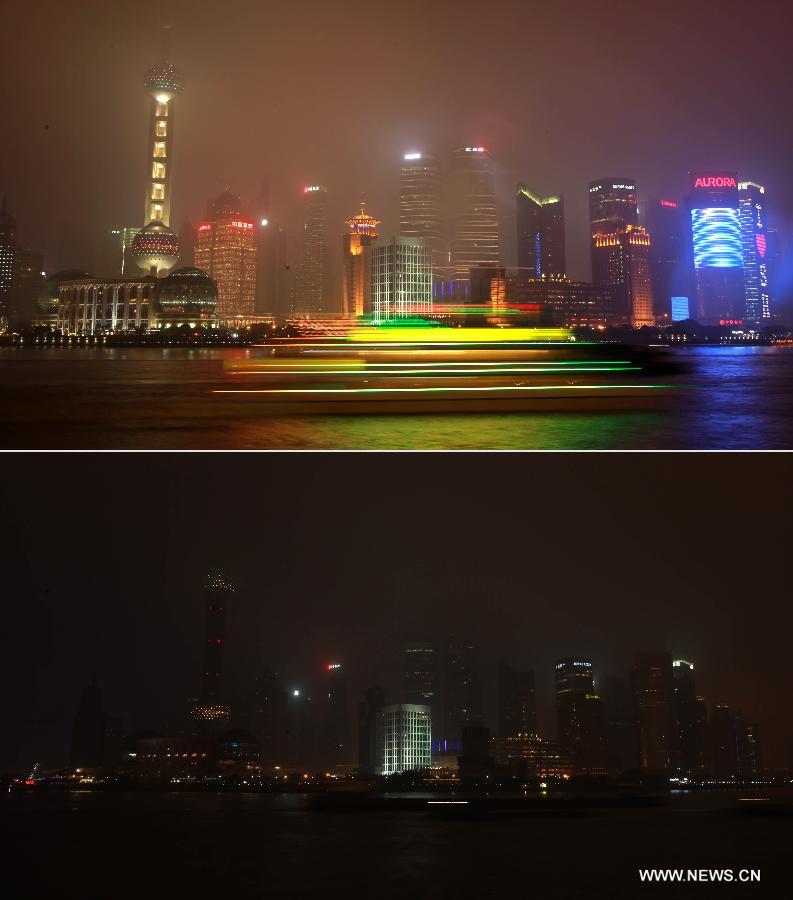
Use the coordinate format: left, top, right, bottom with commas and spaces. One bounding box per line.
687, 172, 745, 324
516, 185, 566, 279
739, 181, 772, 324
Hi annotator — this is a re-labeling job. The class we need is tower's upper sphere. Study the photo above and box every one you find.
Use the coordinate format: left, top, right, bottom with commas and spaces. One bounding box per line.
131, 221, 180, 275
144, 62, 183, 102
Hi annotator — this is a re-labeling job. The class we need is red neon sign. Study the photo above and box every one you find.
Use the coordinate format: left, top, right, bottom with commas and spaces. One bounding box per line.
231, 220, 253, 230
755, 234, 767, 258
660, 200, 678, 208
694, 176, 737, 189
198, 224, 211, 232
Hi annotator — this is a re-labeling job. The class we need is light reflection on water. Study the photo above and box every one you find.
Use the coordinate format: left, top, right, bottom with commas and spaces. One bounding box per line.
1, 345, 792, 449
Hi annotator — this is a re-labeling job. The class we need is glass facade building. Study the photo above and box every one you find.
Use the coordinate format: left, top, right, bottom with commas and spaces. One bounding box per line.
516, 186, 566, 279
450, 147, 500, 287
293, 185, 329, 317
739, 181, 772, 323
370, 237, 432, 323
379, 704, 431, 775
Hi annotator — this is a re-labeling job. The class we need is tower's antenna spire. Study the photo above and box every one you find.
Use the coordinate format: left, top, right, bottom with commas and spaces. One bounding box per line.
160, 24, 172, 61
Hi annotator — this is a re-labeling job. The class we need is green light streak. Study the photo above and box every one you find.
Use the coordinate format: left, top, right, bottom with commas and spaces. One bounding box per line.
214, 384, 674, 396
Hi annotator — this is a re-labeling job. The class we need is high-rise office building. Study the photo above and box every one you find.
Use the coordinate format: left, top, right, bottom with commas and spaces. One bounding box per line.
379, 704, 432, 775
108, 227, 142, 276
320, 662, 351, 769
400, 152, 446, 274
442, 635, 483, 750
633, 652, 679, 771
358, 686, 386, 775
11, 246, 45, 322
554, 657, 607, 773
710, 704, 736, 778
70, 680, 106, 769
194, 191, 257, 321
687, 171, 745, 324
370, 237, 433, 323
0, 198, 17, 324
191, 569, 234, 726
497, 662, 538, 738
342, 203, 379, 318
642, 198, 690, 319
516, 186, 566, 279
253, 668, 289, 767
403, 641, 437, 708
450, 147, 500, 290
142, 62, 182, 228
293, 185, 329, 317
589, 179, 653, 326
739, 181, 772, 323
672, 659, 708, 775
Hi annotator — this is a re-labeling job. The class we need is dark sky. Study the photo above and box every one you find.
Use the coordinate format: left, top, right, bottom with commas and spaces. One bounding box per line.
2, 0, 792, 285
1, 453, 791, 772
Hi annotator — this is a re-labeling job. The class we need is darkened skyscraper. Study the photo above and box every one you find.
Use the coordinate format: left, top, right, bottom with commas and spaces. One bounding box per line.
554, 657, 607, 773
293, 185, 329, 317
253, 668, 289, 767
450, 147, 500, 289
358, 685, 385, 775
672, 659, 708, 775
633, 652, 679, 771
497, 662, 537, 738
403, 640, 437, 708
516, 186, 566, 279
192, 569, 234, 726
320, 662, 351, 768
710, 704, 737, 778
442, 635, 483, 749
687, 171, 745, 324
70, 680, 105, 769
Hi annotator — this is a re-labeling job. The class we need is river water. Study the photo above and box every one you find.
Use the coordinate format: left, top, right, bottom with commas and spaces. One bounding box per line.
1, 345, 792, 449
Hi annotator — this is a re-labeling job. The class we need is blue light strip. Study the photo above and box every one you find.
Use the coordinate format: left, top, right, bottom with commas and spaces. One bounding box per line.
691, 208, 743, 269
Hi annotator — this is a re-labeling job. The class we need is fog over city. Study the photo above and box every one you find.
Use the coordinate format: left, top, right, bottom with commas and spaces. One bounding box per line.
3, 0, 792, 287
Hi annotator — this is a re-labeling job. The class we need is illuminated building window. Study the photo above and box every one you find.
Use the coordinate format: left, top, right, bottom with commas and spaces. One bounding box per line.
155, 120, 167, 137
151, 203, 164, 220
152, 183, 165, 201
152, 162, 166, 180
155, 102, 169, 117
153, 142, 167, 158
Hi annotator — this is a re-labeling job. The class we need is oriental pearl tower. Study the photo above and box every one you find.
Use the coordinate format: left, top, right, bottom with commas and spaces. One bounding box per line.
130, 54, 183, 276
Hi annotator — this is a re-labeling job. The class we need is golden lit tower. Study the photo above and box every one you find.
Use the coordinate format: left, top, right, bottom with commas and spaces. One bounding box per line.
342, 202, 380, 318
143, 62, 183, 228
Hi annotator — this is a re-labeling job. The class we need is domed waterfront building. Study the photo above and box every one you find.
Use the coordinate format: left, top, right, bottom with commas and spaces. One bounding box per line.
130, 220, 180, 276
154, 267, 219, 328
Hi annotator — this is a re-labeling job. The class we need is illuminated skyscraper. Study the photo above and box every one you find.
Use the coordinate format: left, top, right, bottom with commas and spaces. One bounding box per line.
450, 147, 500, 290
191, 569, 234, 726
0, 198, 17, 324
516, 186, 566, 279
194, 191, 257, 321
293, 185, 329, 317
400, 152, 446, 272
554, 657, 607, 773
687, 171, 745, 324
633, 652, 679, 771
370, 237, 433, 323
379, 704, 432, 775
142, 62, 182, 228
589, 179, 654, 326
342, 202, 380, 318
497, 662, 537, 738
739, 181, 772, 323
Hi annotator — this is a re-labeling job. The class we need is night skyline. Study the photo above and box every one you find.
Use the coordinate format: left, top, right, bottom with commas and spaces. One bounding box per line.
3, 0, 792, 288
2, 453, 791, 772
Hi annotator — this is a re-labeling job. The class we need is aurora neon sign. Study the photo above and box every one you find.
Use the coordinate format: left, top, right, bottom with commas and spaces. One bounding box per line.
693, 175, 738, 189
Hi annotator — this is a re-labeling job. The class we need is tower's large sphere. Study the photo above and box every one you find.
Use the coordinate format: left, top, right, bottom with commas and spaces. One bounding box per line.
156, 267, 218, 322
131, 221, 179, 275
144, 62, 183, 102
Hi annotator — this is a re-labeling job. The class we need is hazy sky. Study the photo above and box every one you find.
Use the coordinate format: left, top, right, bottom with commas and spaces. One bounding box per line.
2, 453, 791, 772
2, 0, 792, 285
